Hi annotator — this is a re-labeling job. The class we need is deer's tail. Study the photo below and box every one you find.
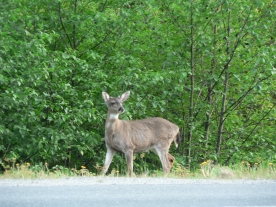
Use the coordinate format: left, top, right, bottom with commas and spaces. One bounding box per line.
174, 131, 181, 148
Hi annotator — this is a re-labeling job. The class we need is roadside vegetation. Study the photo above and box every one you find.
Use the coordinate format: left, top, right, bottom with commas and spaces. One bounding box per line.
1, 0, 275, 177
1, 159, 275, 180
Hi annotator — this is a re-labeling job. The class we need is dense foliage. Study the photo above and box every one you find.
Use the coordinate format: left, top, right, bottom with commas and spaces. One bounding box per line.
1, 0, 275, 174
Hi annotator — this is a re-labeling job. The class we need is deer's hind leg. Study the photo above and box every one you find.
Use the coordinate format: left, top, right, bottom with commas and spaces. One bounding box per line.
168, 153, 175, 169
153, 147, 171, 177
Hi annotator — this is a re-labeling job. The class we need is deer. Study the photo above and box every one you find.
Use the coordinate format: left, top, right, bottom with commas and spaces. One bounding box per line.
102, 91, 181, 177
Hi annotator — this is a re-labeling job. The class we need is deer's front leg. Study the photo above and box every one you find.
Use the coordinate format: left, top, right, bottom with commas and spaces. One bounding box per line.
102, 145, 116, 175
125, 150, 134, 177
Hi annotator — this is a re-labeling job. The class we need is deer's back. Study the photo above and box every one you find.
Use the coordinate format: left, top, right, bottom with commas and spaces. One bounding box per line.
126, 117, 178, 132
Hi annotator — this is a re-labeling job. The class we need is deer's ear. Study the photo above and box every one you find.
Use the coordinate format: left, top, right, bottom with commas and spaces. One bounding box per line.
102, 92, 110, 103
119, 91, 130, 102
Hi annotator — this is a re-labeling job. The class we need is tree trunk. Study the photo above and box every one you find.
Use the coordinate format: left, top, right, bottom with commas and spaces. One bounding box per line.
204, 23, 217, 159
187, 2, 195, 170
216, 10, 231, 163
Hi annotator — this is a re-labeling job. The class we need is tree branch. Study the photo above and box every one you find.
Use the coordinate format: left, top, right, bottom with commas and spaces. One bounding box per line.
101, 0, 108, 12
223, 102, 275, 164
58, 2, 73, 49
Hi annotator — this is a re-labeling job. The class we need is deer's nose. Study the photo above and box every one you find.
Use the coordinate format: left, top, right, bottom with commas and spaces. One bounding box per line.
118, 106, 125, 113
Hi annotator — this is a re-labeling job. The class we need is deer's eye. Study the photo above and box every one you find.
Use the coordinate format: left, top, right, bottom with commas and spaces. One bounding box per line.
110, 102, 115, 105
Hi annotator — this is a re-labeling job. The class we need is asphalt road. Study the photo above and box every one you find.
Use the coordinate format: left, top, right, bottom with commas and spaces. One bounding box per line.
0, 178, 275, 207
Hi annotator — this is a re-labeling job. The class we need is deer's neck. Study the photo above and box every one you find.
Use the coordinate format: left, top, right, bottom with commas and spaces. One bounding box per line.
105, 113, 120, 132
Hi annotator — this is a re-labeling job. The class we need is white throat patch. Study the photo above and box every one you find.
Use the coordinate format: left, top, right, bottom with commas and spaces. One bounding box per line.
109, 114, 119, 120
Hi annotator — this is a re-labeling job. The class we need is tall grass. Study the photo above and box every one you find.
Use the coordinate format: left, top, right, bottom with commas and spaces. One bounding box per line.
1, 159, 275, 179
188, 160, 276, 179
0, 162, 91, 179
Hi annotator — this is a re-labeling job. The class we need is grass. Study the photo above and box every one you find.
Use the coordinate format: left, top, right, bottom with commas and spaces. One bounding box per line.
0, 162, 91, 179
189, 160, 276, 179
0, 160, 275, 179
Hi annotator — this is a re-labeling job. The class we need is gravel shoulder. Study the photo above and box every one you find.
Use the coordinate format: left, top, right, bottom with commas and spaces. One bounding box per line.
0, 176, 275, 186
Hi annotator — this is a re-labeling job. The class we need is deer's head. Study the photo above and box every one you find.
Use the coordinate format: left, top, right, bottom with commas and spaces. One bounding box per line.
102, 91, 130, 115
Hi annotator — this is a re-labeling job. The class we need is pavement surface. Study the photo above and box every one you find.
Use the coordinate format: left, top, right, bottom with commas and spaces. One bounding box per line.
0, 177, 275, 207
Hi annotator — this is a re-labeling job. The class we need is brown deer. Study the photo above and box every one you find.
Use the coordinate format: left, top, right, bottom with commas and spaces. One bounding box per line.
102, 91, 181, 176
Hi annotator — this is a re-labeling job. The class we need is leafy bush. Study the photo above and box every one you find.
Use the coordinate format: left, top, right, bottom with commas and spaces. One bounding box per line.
0, 0, 275, 175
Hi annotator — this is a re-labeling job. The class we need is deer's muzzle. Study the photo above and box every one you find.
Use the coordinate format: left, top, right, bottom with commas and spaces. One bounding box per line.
118, 106, 125, 113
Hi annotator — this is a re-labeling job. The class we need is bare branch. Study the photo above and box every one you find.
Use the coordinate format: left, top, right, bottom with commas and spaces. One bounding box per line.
58, 2, 73, 49
101, 0, 108, 12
